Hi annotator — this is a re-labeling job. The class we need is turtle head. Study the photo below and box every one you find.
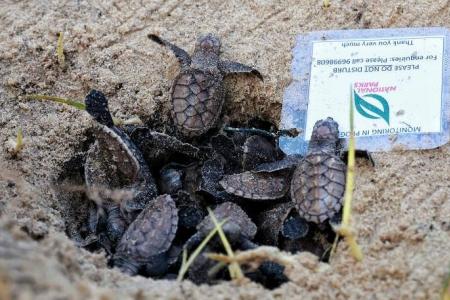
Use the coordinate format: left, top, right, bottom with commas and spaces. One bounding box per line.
309, 117, 340, 152
311, 117, 339, 142
85, 90, 114, 127
195, 33, 221, 55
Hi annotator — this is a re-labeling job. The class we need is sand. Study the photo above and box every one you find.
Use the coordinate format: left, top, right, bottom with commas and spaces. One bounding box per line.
0, 0, 449, 299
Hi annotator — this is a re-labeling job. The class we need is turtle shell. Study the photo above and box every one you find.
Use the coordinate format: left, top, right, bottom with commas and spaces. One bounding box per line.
256, 202, 294, 246
242, 135, 277, 171
197, 202, 257, 240
291, 152, 346, 223
85, 125, 158, 198
253, 154, 303, 173
129, 127, 200, 166
171, 70, 224, 137
198, 156, 233, 202
114, 195, 178, 268
210, 134, 241, 173
220, 171, 289, 200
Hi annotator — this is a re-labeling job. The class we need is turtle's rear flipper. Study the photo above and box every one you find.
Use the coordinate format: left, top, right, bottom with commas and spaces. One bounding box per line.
148, 34, 191, 69
85, 90, 114, 127
219, 60, 263, 81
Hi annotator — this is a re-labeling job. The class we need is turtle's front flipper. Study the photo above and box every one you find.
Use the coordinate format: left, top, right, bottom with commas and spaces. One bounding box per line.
183, 232, 203, 252
148, 34, 191, 69
85, 90, 114, 127
105, 203, 127, 247
219, 60, 263, 81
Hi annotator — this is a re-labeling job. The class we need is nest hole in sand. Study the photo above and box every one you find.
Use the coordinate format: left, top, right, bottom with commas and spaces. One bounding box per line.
54, 117, 340, 290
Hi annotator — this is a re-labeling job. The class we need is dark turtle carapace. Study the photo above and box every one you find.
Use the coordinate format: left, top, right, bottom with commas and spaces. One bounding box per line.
218, 153, 302, 201
185, 202, 257, 251
113, 194, 178, 276
291, 117, 346, 224
220, 171, 289, 200
148, 33, 263, 137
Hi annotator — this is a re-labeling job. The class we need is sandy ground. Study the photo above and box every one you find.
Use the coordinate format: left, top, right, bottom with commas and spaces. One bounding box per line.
0, 0, 449, 299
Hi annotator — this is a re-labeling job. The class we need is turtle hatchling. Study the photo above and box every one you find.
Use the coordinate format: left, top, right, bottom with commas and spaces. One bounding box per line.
113, 194, 178, 276
185, 202, 257, 251
291, 117, 346, 224
220, 171, 289, 200
84, 90, 158, 244
148, 33, 263, 137
219, 154, 301, 200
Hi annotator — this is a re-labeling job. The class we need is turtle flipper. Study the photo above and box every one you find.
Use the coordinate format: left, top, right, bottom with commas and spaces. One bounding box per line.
85, 90, 114, 127
148, 34, 191, 69
239, 236, 258, 250
183, 232, 203, 252
219, 60, 263, 81
105, 203, 127, 247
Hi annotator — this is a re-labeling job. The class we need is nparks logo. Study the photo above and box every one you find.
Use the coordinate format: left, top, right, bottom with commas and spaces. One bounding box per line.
353, 82, 396, 125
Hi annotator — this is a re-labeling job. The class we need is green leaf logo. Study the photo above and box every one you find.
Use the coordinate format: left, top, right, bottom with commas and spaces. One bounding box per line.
354, 91, 390, 125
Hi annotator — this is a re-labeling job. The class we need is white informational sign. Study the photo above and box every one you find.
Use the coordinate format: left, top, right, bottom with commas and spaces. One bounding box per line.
280, 28, 449, 155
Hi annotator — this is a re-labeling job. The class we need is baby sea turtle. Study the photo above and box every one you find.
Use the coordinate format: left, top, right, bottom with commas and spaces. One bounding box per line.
209, 134, 242, 173
220, 171, 289, 200
291, 117, 346, 224
282, 214, 309, 240
129, 127, 200, 167
198, 156, 234, 202
257, 201, 309, 247
256, 202, 295, 246
148, 33, 263, 137
84, 90, 158, 237
175, 190, 206, 230
185, 202, 257, 251
218, 155, 301, 200
113, 194, 178, 276
158, 164, 184, 195
253, 154, 303, 173
242, 135, 278, 171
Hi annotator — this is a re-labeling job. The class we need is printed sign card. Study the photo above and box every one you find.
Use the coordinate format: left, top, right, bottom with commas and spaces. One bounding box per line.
280, 28, 450, 155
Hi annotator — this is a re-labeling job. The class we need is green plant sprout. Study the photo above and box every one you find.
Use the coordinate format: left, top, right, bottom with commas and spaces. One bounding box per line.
176, 219, 227, 282
13, 127, 24, 155
26, 94, 86, 110
207, 208, 244, 280
330, 84, 363, 262
25, 94, 142, 125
